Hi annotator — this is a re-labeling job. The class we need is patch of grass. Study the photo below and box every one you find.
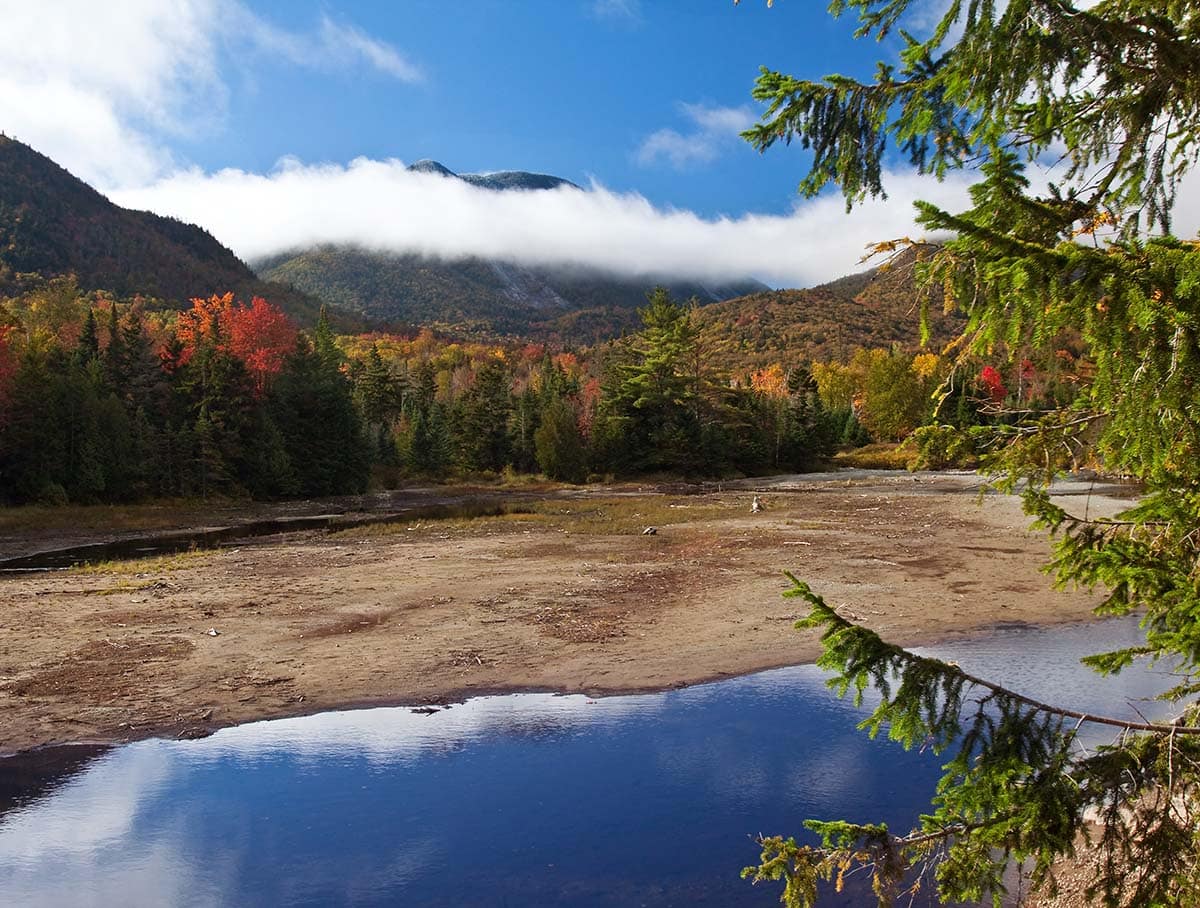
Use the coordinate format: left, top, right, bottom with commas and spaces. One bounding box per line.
0, 499, 239, 535
485, 496, 734, 536
332, 496, 738, 540
832, 443, 916, 470
94, 580, 155, 596
331, 504, 534, 540
69, 549, 212, 576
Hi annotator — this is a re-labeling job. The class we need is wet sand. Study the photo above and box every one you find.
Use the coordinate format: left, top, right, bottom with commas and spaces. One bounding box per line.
0, 472, 1126, 755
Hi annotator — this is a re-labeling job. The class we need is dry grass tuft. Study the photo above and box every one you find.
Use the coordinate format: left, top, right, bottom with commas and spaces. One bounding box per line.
832, 443, 915, 470
332, 496, 737, 540
69, 549, 212, 577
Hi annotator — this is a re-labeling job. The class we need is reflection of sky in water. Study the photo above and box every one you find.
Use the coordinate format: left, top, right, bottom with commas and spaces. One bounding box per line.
0, 616, 1182, 907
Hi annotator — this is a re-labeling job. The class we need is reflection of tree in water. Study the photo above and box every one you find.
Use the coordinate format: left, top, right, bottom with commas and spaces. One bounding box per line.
0, 744, 109, 820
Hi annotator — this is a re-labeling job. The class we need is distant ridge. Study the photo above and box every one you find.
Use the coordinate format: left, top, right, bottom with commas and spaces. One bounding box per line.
257, 243, 768, 340
693, 247, 963, 368
0, 136, 334, 324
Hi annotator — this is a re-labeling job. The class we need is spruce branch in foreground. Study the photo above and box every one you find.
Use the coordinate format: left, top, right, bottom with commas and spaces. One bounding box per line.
735, 3, 1200, 902
741, 577, 1200, 908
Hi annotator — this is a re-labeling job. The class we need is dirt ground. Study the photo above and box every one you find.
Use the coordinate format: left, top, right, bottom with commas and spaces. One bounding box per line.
0, 472, 1126, 756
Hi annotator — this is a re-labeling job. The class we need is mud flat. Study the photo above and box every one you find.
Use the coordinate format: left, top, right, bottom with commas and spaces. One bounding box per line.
0, 471, 1125, 754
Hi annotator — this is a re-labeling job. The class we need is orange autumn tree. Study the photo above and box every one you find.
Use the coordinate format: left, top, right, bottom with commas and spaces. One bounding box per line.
750, 362, 788, 398
177, 293, 297, 395
175, 292, 230, 360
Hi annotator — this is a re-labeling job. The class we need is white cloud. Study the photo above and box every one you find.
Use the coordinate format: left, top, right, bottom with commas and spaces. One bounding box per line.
231, 9, 423, 84
637, 102, 757, 169
0, 79, 175, 189
111, 155, 977, 288
903, 0, 959, 34
316, 18, 424, 83
0, 0, 225, 187
0, 0, 420, 190
591, 0, 641, 22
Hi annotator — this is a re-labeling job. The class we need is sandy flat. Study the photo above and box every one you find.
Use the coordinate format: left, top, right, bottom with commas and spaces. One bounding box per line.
0, 472, 1127, 754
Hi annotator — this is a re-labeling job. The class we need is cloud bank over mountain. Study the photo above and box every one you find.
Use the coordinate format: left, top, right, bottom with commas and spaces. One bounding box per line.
114, 157, 976, 289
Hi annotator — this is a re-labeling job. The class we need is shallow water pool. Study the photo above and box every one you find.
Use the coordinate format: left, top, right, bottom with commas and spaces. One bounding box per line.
0, 617, 1175, 907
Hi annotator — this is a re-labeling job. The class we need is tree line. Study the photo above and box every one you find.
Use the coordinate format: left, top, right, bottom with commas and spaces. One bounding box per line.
0, 282, 855, 506
0, 280, 366, 504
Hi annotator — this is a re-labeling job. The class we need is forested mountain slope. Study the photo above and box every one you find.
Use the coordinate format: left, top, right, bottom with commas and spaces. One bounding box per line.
258, 243, 768, 338
694, 248, 962, 367
0, 136, 330, 324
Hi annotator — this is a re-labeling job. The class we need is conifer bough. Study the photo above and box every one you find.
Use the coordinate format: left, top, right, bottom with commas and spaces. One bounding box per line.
736, 2, 1200, 906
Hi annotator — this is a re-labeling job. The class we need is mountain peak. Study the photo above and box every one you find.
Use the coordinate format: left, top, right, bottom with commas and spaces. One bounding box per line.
407, 159, 458, 178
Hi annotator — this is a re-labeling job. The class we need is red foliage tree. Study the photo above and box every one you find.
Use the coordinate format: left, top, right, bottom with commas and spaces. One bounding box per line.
979, 365, 1007, 404
227, 297, 297, 394
176, 293, 296, 394
577, 375, 602, 437
553, 351, 580, 376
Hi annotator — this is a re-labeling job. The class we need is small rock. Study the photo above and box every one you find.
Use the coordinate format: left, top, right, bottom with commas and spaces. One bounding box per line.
641, 526, 657, 536
205, 628, 220, 637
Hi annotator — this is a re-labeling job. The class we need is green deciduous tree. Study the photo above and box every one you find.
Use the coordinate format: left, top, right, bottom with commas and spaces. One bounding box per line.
737, 2, 1200, 906
852, 346, 934, 442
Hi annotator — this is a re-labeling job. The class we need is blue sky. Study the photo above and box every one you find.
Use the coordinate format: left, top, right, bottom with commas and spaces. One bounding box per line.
176, 0, 872, 218
1, 0, 986, 286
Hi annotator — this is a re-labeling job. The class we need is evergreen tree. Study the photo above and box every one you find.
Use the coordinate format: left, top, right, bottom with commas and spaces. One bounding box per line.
75, 308, 99, 365
413, 360, 436, 411
178, 310, 256, 497
354, 343, 402, 468
192, 404, 225, 498
509, 385, 542, 474
454, 358, 511, 473
120, 305, 157, 402
534, 397, 586, 483
536, 354, 578, 405
599, 287, 706, 474
400, 361, 449, 476
102, 303, 126, 391
510, 356, 583, 473
356, 343, 397, 425
312, 305, 341, 371
779, 365, 838, 469
270, 334, 369, 497
738, 3, 1200, 906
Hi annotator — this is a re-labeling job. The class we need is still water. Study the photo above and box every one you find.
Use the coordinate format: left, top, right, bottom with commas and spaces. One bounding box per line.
0, 618, 1177, 907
